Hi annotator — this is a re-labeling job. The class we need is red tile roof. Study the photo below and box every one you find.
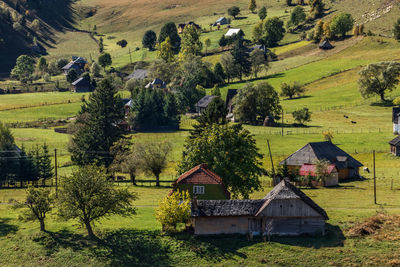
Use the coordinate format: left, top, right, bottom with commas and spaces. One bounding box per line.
299, 164, 337, 177
175, 164, 224, 185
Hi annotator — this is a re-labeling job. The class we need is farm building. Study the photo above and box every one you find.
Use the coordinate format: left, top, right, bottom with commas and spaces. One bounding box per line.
213, 17, 228, 26
280, 141, 363, 180
62, 57, 87, 75
191, 179, 328, 236
393, 108, 400, 134
249, 44, 269, 54
145, 78, 166, 89
319, 40, 334, 50
127, 69, 148, 80
226, 89, 238, 113
71, 77, 93, 92
178, 22, 201, 33
195, 95, 217, 114
225, 28, 244, 37
299, 164, 339, 187
171, 164, 230, 200
389, 136, 400, 156
122, 98, 133, 115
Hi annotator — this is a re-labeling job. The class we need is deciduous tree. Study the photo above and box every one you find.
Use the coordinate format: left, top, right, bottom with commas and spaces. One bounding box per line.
250, 48, 269, 78
156, 37, 175, 62
204, 38, 211, 56
11, 55, 35, 83
98, 53, 112, 71
289, 6, 306, 26
179, 24, 203, 60
292, 107, 312, 125
158, 22, 180, 52
258, 6, 267, 20
280, 82, 306, 99
330, 13, 354, 38
228, 6, 240, 19
23, 187, 53, 231
142, 30, 157, 50
249, 0, 257, 13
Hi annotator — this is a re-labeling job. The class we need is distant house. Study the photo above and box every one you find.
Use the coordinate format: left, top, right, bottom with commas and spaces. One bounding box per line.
71, 77, 93, 92
280, 141, 363, 180
225, 89, 238, 114
127, 69, 148, 80
62, 57, 87, 75
299, 163, 339, 187
213, 17, 229, 26
122, 98, 133, 115
145, 78, 166, 89
171, 164, 230, 200
178, 21, 201, 34
319, 40, 334, 50
389, 136, 400, 156
195, 95, 217, 114
225, 28, 244, 37
191, 179, 328, 236
249, 44, 268, 54
393, 108, 400, 134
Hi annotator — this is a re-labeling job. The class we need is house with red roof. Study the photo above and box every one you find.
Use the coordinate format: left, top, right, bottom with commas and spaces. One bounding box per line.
299, 164, 338, 187
171, 164, 230, 200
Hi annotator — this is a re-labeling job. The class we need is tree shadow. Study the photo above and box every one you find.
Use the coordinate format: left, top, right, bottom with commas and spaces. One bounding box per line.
268, 224, 346, 248
0, 218, 18, 236
234, 16, 248, 20
370, 101, 394, 107
283, 95, 312, 101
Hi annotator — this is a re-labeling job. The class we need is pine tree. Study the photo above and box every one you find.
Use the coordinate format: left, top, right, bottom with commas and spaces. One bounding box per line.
39, 143, 53, 186
69, 78, 125, 167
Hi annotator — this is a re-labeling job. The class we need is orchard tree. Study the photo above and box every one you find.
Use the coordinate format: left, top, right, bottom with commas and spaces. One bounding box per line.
249, 0, 257, 13
258, 6, 267, 20
98, 53, 112, 71
394, 18, 400, 40
330, 13, 354, 38
69, 78, 125, 167
289, 6, 306, 26
280, 82, 306, 99
22, 187, 53, 231
58, 165, 137, 239
11, 55, 35, 83
179, 24, 203, 60
292, 107, 312, 125
142, 30, 157, 50
228, 6, 240, 19
233, 82, 281, 124
358, 61, 400, 101
110, 139, 141, 185
250, 48, 269, 78
178, 124, 265, 198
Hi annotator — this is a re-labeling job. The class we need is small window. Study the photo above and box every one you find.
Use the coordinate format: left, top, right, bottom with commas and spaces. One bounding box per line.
290, 204, 293, 208
193, 186, 205, 194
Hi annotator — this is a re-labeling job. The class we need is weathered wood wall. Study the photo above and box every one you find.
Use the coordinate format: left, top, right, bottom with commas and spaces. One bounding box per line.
258, 199, 321, 218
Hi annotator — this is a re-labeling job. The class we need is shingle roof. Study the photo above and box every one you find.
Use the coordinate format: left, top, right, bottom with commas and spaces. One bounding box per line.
280, 141, 363, 169
195, 95, 217, 109
389, 135, 400, 146
216, 17, 227, 23
127, 69, 148, 80
145, 78, 166, 89
319, 40, 333, 49
225, 28, 242, 37
192, 180, 328, 219
71, 77, 90, 86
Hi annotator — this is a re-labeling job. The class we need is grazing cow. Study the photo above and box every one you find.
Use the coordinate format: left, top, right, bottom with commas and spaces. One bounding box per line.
344, 115, 349, 118
363, 167, 370, 173
351, 121, 357, 124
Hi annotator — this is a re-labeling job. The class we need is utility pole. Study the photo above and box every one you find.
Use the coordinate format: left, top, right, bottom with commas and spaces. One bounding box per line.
281, 109, 284, 136
373, 150, 376, 204
129, 48, 132, 64
267, 140, 277, 186
54, 148, 58, 198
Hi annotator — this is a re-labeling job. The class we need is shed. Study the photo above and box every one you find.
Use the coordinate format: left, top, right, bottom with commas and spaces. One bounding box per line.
195, 95, 217, 114
127, 69, 148, 80
280, 141, 363, 180
299, 164, 339, 187
389, 136, 400, 156
225, 28, 244, 37
393, 108, 400, 134
71, 77, 93, 92
191, 179, 328, 236
214, 17, 229, 26
145, 78, 166, 89
62, 57, 87, 75
319, 40, 334, 50
172, 163, 230, 200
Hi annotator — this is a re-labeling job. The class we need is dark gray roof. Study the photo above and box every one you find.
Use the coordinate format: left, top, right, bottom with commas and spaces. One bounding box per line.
122, 98, 133, 108
280, 141, 363, 169
145, 78, 166, 89
319, 40, 333, 49
389, 135, 400, 146
62, 57, 86, 70
393, 108, 400, 123
192, 199, 264, 217
195, 95, 217, 109
72, 77, 90, 86
192, 180, 328, 220
127, 69, 148, 80
216, 17, 227, 23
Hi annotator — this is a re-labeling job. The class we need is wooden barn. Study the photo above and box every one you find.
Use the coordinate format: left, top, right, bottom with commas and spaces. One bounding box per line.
280, 141, 363, 180
71, 77, 93, 92
191, 179, 328, 236
171, 164, 230, 200
195, 95, 217, 114
389, 136, 400, 156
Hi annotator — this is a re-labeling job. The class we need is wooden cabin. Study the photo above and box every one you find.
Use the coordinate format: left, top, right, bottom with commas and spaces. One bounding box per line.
191, 179, 328, 236
195, 95, 217, 114
71, 77, 93, 92
280, 141, 363, 180
389, 136, 400, 156
171, 164, 230, 200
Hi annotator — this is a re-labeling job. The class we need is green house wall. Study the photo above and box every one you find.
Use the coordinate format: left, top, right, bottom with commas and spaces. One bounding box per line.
175, 184, 229, 200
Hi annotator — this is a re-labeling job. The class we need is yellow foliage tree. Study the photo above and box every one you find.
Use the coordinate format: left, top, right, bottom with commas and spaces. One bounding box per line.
156, 36, 175, 62
155, 190, 191, 231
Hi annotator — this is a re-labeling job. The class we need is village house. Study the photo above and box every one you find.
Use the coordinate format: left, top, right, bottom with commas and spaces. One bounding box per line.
178, 21, 201, 34
171, 164, 230, 200
122, 98, 133, 116
299, 163, 339, 187
319, 40, 334, 50
225, 28, 244, 38
62, 56, 87, 75
191, 179, 328, 236
389, 136, 400, 156
393, 107, 400, 134
127, 69, 148, 80
71, 77, 93, 92
280, 141, 363, 180
213, 17, 229, 26
145, 78, 166, 89
195, 95, 217, 114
